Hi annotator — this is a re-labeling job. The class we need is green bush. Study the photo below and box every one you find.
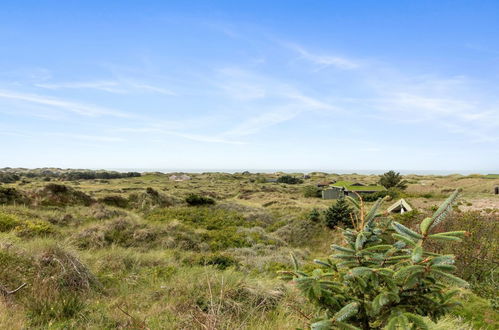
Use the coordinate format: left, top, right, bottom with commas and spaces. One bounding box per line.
283, 190, 470, 329
308, 208, 321, 222
0, 211, 22, 232
98, 195, 128, 208
378, 170, 407, 189
185, 194, 215, 206
324, 199, 353, 229
128, 188, 175, 209
303, 185, 322, 198
362, 188, 400, 202
14, 220, 54, 238
0, 186, 29, 204
276, 175, 303, 184
37, 184, 94, 206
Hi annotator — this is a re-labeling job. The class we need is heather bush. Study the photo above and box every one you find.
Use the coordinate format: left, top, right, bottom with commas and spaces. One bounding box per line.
185, 193, 215, 206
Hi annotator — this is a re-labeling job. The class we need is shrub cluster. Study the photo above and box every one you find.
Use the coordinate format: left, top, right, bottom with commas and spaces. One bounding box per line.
185, 194, 215, 206
303, 185, 322, 198
0, 172, 20, 183
62, 171, 140, 180
98, 195, 129, 208
324, 198, 353, 229
36, 184, 94, 207
276, 175, 303, 184
0, 186, 30, 205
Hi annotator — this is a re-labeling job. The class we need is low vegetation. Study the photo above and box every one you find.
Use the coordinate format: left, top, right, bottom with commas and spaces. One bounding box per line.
0, 169, 497, 329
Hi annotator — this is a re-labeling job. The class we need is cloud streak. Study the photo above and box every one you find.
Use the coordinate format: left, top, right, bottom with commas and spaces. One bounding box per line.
35, 79, 175, 95
0, 89, 133, 118
285, 42, 359, 70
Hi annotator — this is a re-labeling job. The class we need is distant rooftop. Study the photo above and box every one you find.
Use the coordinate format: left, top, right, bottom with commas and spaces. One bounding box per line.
331, 181, 386, 192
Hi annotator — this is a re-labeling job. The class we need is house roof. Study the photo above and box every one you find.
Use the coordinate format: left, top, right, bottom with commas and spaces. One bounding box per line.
331, 181, 386, 192
387, 199, 413, 213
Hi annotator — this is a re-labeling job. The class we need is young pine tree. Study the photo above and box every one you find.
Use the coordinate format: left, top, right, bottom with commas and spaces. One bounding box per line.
324, 199, 354, 229
379, 171, 407, 190
282, 190, 467, 329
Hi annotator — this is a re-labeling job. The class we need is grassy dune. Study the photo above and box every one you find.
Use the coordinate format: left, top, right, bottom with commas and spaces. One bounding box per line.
0, 172, 497, 329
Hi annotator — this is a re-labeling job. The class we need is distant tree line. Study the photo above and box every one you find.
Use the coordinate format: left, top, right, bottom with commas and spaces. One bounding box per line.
0, 170, 141, 182
62, 171, 141, 180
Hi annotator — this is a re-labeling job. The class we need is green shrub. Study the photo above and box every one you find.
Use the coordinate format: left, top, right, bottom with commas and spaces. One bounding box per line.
185, 194, 215, 206
362, 188, 400, 202
276, 175, 303, 184
37, 184, 94, 206
308, 208, 321, 222
303, 185, 322, 198
283, 190, 470, 329
98, 195, 128, 208
14, 220, 54, 238
0, 211, 22, 231
0, 186, 29, 204
378, 170, 407, 189
128, 188, 176, 210
324, 199, 353, 229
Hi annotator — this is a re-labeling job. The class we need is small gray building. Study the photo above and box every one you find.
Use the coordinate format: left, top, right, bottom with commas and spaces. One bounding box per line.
322, 187, 345, 200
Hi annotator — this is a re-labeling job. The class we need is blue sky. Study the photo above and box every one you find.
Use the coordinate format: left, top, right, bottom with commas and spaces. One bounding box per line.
1, 1, 498, 172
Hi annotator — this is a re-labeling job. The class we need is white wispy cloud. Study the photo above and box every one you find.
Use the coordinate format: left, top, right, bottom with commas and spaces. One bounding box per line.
0, 89, 132, 118
213, 67, 341, 137
35, 81, 125, 93
35, 79, 175, 95
285, 42, 359, 70
222, 107, 301, 137
115, 126, 245, 144
47, 133, 125, 142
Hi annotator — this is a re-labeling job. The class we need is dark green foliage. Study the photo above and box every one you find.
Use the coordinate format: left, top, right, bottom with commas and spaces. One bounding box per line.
0, 186, 30, 205
362, 188, 400, 202
277, 175, 303, 184
309, 208, 321, 222
63, 170, 140, 180
38, 184, 94, 206
0, 172, 20, 183
185, 193, 215, 206
303, 185, 322, 198
378, 171, 407, 190
98, 195, 129, 208
283, 190, 467, 329
324, 199, 353, 229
